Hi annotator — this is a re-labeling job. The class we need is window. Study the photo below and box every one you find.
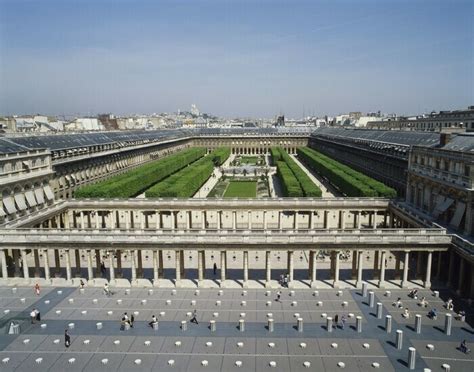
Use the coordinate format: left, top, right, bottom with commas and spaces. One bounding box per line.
465, 165, 470, 177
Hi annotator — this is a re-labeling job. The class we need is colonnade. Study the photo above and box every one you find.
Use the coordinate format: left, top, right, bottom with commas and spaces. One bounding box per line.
1, 247, 463, 293
39, 208, 391, 231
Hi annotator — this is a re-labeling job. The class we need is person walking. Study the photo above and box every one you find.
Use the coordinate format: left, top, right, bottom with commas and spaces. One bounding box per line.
100, 261, 106, 277
213, 263, 217, 276
334, 314, 339, 329
64, 329, 71, 348
275, 291, 281, 302
341, 315, 347, 330
34, 283, 40, 296
190, 309, 199, 324
30, 309, 37, 324
149, 315, 157, 328
130, 314, 135, 328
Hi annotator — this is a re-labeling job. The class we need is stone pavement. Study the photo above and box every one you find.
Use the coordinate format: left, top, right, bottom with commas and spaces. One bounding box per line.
0, 286, 472, 371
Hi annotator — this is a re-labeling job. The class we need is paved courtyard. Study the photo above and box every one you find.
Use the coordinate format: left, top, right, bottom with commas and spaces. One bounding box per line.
0, 286, 472, 371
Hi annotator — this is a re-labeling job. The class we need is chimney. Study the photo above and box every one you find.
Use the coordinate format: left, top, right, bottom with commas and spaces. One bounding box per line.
439, 132, 451, 146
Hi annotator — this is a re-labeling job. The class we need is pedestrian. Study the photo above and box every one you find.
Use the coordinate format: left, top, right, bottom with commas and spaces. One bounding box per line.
276, 291, 281, 302
341, 315, 347, 330
34, 283, 40, 296
30, 308, 37, 324
460, 340, 471, 354
80, 279, 85, 288
335, 314, 339, 329
190, 309, 199, 324
100, 261, 106, 276
103, 283, 111, 296
213, 263, 217, 275
149, 315, 157, 328
64, 329, 71, 348
130, 314, 135, 328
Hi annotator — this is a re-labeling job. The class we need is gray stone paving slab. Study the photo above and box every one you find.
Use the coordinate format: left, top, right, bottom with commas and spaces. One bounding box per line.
127, 335, 165, 353
318, 338, 353, 356
223, 337, 257, 354
423, 358, 473, 372
186, 354, 223, 372
255, 355, 291, 371
160, 336, 196, 353
256, 337, 289, 355
117, 353, 158, 371
286, 338, 321, 355
99, 335, 135, 352
35, 334, 71, 351
191, 337, 225, 354
153, 353, 190, 371
48, 352, 93, 372
411, 340, 473, 360
348, 338, 385, 355
322, 355, 362, 371
15, 351, 61, 371
289, 356, 325, 372
68, 335, 106, 352
4, 334, 47, 352
83, 352, 126, 371
221, 355, 256, 372
357, 356, 395, 371
0, 352, 29, 371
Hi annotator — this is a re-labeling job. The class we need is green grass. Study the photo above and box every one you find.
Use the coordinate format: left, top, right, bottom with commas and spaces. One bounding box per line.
223, 181, 257, 198
239, 156, 260, 165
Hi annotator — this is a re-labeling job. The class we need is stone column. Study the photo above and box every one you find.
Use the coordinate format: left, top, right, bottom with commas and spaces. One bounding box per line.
424, 251, 432, 288
65, 249, 72, 282
175, 250, 181, 282
447, 251, 455, 288
158, 250, 164, 278
265, 251, 271, 287
333, 250, 340, 288
436, 251, 443, 280
351, 250, 358, 279
373, 251, 380, 279
401, 251, 410, 288
75, 249, 81, 277
379, 251, 386, 288
310, 250, 317, 288
153, 250, 159, 282
54, 249, 61, 277
44, 249, 50, 281
198, 250, 204, 282
243, 251, 249, 284
356, 250, 364, 288
131, 250, 137, 282
116, 250, 123, 278
137, 250, 143, 278
457, 258, 465, 295
13, 250, 20, 277
108, 251, 115, 282
288, 251, 294, 284
34, 250, 41, 277
21, 249, 29, 279
95, 249, 101, 277
395, 252, 402, 279
220, 251, 226, 282
0, 250, 8, 278
87, 250, 93, 280
248, 211, 252, 229
94, 211, 100, 229
372, 211, 377, 229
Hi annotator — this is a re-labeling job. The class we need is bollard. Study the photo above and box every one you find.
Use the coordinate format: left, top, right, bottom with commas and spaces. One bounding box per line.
385, 315, 392, 333
356, 316, 362, 333
297, 318, 303, 332
368, 291, 375, 307
148, 289, 153, 295
290, 290, 295, 296
181, 320, 187, 331
239, 319, 245, 332
326, 317, 333, 332
96, 322, 103, 330
152, 322, 159, 330
408, 347, 416, 370
68, 323, 75, 329
265, 290, 271, 297
396, 330, 403, 350
376, 302, 383, 319
415, 314, 422, 334
433, 290, 439, 298
268, 318, 274, 332
313, 290, 319, 297
444, 313, 452, 336
79, 288, 85, 294
362, 282, 368, 297
441, 364, 450, 372
210, 320, 216, 332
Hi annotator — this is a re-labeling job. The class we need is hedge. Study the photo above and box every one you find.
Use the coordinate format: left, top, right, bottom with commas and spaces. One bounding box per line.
271, 147, 322, 197
276, 161, 303, 197
74, 147, 206, 198
297, 147, 396, 198
145, 147, 230, 197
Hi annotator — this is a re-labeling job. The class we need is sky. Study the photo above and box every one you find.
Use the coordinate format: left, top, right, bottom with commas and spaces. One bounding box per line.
0, 0, 472, 118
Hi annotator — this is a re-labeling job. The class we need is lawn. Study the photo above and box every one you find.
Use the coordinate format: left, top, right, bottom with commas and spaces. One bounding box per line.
240, 156, 260, 165
223, 181, 257, 198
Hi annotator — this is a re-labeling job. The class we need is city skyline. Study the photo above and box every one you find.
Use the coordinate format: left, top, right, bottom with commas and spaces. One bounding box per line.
0, 0, 472, 117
